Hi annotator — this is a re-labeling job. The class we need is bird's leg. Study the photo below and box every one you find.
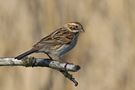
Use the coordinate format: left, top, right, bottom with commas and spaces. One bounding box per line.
47, 54, 53, 60
45, 53, 69, 71
44, 52, 54, 60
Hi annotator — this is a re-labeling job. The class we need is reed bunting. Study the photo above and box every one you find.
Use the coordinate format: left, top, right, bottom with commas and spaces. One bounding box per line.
15, 22, 84, 60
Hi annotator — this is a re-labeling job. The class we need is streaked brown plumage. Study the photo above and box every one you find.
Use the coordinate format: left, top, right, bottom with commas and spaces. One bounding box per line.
15, 22, 84, 60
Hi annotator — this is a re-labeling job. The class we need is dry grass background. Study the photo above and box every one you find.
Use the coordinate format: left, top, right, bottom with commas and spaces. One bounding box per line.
0, 0, 135, 90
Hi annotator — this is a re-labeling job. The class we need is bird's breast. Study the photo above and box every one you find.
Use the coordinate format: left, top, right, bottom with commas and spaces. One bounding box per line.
57, 35, 79, 56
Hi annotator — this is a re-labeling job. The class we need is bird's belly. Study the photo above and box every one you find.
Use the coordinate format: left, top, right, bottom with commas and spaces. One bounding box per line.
56, 39, 77, 56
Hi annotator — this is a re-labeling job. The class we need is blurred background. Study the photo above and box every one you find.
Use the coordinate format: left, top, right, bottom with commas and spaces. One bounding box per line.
0, 0, 135, 90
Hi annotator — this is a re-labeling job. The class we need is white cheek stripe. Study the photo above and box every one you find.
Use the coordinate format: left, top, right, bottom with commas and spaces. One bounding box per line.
72, 30, 79, 33
70, 23, 77, 26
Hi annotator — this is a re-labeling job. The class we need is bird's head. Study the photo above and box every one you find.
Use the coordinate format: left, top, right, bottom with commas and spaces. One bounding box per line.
64, 22, 84, 33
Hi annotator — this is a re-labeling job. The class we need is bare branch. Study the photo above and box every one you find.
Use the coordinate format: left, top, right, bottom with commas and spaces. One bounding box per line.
0, 57, 80, 72
0, 57, 80, 86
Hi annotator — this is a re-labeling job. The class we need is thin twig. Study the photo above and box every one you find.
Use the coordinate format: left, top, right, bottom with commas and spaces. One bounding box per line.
60, 70, 78, 86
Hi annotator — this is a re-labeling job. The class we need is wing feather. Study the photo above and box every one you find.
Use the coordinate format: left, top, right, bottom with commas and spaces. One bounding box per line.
33, 28, 74, 50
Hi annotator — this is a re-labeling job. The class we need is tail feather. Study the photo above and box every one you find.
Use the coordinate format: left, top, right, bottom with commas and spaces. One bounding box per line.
15, 49, 37, 60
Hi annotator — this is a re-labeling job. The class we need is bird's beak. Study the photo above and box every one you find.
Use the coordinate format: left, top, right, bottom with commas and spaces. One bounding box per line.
81, 27, 85, 32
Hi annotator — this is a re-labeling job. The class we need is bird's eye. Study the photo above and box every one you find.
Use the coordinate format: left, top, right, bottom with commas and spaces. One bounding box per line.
75, 26, 78, 28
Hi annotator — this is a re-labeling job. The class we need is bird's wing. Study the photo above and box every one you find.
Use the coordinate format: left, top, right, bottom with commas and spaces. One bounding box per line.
33, 28, 74, 50
52, 28, 74, 44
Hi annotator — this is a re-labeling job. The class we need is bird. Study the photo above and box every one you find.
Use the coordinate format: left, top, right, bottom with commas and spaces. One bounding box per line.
15, 22, 84, 61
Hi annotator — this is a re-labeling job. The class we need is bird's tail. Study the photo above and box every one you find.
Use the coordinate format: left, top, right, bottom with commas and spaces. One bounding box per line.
15, 49, 37, 60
